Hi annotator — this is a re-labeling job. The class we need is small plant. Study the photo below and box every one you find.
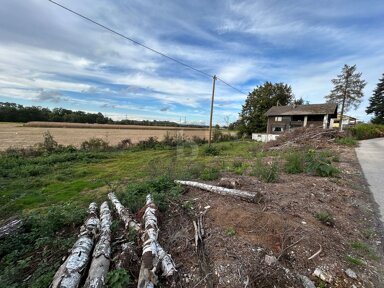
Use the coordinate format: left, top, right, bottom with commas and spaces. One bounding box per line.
315, 211, 335, 227
182, 200, 193, 211
232, 159, 243, 169
225, 227, 236, 237
203, 145, 220, 156
137, 137, 159, 149
305, 150, 340, 177
252, 158, 279, 183
106, 268, 131, 287
80, 138, 110, 151
117, 138, 132, 149
200, 167, 220, 181
345, 255, 367, 266
351, 241, 370, 252
336, 136, 357, 146
285, 152, 305, 174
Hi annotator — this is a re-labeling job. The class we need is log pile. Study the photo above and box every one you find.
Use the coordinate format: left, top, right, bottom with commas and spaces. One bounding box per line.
51, 194, 175, 288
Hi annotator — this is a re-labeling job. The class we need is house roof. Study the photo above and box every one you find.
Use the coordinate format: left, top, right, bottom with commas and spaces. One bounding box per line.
265, 103, 338, 116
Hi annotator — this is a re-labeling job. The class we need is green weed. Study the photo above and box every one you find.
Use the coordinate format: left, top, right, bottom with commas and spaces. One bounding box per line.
336, 136, 357, 146
285, 152, 305, 174
315, 211, 335, 227
345, 255, 367, 266
305, 150, 340, 177
106, 269, 131, 288
251, 158, 279, 183
225, 227, 236, 237
200, 167, 220, 181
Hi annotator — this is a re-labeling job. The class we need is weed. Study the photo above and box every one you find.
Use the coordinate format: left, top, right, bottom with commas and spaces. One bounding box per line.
137, 137, 160, 149
225, 227, 236, 237
203, 145, 220, 156
182, 200, 194, 211
116, 138, 132, 149
336, 136, 357, 146
285, 152, 305, 174
351, 241, 370, 252
200, 167, 220, 181
305, 150, 340, 177
349, 123, 384, 140
362, 228, 375, 240
315, 211, 335, 227
80, 138, 110, 151
345, 255, 367, 266
251, 158, 279, 183
106, 268, 131, 287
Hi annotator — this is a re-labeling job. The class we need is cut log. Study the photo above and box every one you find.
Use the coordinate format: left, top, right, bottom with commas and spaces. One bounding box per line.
137, 195, 176, 288
108, 192, 141, 231
51, 202, 100, 288
84, 201, 112, 288
175, 180, 260, 202
0, 218, 22, 239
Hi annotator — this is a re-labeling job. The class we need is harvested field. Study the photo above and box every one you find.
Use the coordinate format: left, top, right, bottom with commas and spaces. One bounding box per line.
0, 122, 209, 150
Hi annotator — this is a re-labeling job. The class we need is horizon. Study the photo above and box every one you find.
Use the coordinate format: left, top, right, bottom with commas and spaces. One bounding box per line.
1, 0, 383, 124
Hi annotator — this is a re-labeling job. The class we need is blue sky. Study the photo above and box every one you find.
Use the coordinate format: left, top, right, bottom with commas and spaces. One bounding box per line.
0, 0, 383, 124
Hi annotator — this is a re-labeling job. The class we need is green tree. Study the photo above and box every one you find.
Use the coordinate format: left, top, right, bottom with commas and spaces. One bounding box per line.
325, 64, 367, 130
237, 82, 295, 136
366, 74, 384, 124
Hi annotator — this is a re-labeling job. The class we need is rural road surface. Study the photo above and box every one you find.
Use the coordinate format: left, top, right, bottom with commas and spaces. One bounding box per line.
356, 138, 384, 221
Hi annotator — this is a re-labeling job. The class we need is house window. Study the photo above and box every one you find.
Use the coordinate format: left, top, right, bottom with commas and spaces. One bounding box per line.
275, 116, 282, 122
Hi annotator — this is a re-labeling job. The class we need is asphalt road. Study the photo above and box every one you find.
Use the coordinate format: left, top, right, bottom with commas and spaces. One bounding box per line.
356, 137, 384, 221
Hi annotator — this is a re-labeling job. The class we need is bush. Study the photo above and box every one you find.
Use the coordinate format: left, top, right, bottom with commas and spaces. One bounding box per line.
80, 138, 110, 151
349, 123, 384, 140
252, 158, 279, 183
137, 137, 160, 149
203, 145, 220, 156
285, 152, 305, 174
305, 150, 340, 177
116, 138, 132, 149
200, 167, 220, 180
315, 211, 335, 227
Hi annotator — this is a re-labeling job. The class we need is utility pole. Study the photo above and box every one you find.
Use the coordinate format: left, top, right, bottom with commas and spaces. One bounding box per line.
208, 75, 217, 146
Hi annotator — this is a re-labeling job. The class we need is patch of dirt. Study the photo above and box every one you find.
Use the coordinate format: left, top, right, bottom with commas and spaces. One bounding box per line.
157, 145, 384, 287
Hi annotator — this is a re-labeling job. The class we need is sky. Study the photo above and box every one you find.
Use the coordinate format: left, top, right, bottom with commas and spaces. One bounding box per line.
0, 0, 383, 125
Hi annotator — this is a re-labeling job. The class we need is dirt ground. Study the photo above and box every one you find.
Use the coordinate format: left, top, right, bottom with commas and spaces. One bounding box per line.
157, 145, 384, 287
0, 123, 209, 150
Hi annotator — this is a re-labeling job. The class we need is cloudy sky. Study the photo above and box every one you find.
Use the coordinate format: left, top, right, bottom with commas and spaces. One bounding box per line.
1, 0, 383, 124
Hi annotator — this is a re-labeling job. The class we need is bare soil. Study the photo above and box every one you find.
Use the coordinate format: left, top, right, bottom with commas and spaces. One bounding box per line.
0, 123, 209, 150
158, 145, 384, 287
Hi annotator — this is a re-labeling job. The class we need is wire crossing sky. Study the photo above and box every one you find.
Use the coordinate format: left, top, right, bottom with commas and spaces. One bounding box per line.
0, 0, 383, 124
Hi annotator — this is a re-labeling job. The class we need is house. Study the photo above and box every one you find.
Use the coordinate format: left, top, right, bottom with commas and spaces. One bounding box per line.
265, 103, 338, 134
331, 114, 357, 129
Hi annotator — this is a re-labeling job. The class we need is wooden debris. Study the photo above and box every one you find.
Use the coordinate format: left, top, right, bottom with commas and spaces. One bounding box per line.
108, 192, 141, 231
84, 201, 112, 288
308, 244, 322, 260
51, 202, 100, 288
138, 194, 176, 288
0, 218, 22, 239
175, 180, 260, 202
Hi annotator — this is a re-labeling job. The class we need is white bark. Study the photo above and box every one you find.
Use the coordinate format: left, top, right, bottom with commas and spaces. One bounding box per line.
51, 202, 100, 288
0, 218, 22, 239
108, 192, 141, 231
84, 201, 112, 288
175, 180, 259, 202
137, 195, 176, 288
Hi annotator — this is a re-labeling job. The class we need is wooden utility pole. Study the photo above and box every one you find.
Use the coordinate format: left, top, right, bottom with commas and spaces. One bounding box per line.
208, 75, 217, 146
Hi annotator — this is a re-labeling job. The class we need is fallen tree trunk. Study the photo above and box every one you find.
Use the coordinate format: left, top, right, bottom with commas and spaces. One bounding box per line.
137, 195, 176, 288
0, 218, 22, 239
84, 201, 112, 288
51, 202, 100, 288
108, 192, 141, 231
175, 180, 260, 202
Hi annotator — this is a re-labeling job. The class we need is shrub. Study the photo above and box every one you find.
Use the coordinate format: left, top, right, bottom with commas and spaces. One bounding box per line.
305, 150, 340, 177
200, 167, 220, 180
285, 152, 305, 174
252, 158, 279, 183
349, 123, 384, 140
315, 211, 335, 227
80, 138, 110, 151
137, 137, 159, 149
203, 145, 220, 156
117, 138, 132, 149
37, 131, 59, 153
106, 269, 131, 288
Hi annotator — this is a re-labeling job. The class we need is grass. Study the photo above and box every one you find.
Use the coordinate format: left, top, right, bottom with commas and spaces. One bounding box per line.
348, 123, 384, 140
251, 158, 280, 183
335, 136, 358, 146
315, 211, 335, 227
345, 255, 367, 266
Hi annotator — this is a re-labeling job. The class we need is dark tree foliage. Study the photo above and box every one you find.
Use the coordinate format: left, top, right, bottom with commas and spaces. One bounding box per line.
237, 82, 295, 135
366, 74, 384, 124
0, 102, 112, 123
325, 64, 366, 128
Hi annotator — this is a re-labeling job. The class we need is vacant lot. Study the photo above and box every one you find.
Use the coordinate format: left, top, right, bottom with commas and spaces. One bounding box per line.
0, 122, 209, 150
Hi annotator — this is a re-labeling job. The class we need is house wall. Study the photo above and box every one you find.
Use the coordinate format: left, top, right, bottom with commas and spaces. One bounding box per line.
267, 115, 328, 134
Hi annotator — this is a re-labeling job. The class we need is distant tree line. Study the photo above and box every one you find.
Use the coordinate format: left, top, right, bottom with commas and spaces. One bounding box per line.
0, 102, 207, 128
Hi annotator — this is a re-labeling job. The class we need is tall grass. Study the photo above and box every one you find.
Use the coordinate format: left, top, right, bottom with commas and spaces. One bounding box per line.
349, 123, 384, 140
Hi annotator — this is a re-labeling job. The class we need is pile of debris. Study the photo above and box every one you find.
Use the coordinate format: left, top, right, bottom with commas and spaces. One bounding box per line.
264, 127, 343, 150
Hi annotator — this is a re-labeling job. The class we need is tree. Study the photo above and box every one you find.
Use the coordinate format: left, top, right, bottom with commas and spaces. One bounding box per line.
237, 82, 295, 136
366, 74, 384, 124
325, 64, 367, 130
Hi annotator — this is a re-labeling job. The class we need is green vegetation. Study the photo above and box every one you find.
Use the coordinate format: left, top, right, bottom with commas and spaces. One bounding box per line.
251, 158, 280, 183
345, 255, 367, 266
106, 268, 131, 287
285, 152, 305, 174
366, 73, 384, 124
315, 211, 335, 227
349, 123, 384, 140
225, 227, 236, 237
335, 136, 357, 146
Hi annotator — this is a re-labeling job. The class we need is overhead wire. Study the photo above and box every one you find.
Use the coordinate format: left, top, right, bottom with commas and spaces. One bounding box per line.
48, 0, 248, 96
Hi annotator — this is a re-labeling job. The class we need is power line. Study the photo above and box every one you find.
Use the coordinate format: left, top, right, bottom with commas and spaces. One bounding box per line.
48, 0, 248, 96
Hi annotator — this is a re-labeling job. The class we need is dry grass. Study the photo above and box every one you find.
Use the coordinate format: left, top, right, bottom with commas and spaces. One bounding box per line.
0, 123, 209, 150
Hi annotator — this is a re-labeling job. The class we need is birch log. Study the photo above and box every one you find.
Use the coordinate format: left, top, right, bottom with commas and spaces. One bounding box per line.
175, 180, 259, 202
51, 202, 100, 288
83, 201, 112, 288
108, 192, 141, 231
138, 195, 176, 288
